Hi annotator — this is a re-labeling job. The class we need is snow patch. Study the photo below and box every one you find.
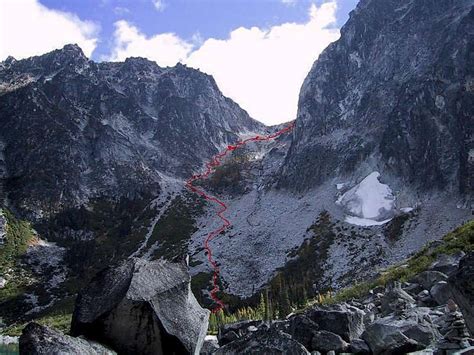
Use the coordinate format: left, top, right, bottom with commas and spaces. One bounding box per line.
400, 207, 414, 213
345, 216, 392, 226
337, 171, 395, 221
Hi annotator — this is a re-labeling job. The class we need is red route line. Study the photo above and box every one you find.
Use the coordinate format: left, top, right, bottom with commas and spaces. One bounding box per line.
185, 122, 295, 313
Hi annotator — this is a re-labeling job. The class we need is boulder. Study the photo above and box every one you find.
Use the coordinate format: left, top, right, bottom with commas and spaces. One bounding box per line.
306, 303, 365, 341
310, 330, 348, 353
380, 282, 416, 315
403, 283, 424, 297
215, 327, 310, 354
362, 308, 440, 355
217, 319, 263, 346
19, 322, 116, 355
201, 336, 219, 354
362, 320, 421, 355
274, 314, 318, 350
349, 338, 371, 354
413, 271, 448, 290
449, 252, 474, 336
430, 281, 452, 306
429, 252, 465, 276
71, 258, 209, 355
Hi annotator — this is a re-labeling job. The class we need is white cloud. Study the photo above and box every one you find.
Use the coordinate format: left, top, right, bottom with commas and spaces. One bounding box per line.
107, 20, 192, 66
0, 0, 99, 60
108, 2, 340, 125
152, 0, 166, 12
281, 0, 297, 6
187, 2, 339, 124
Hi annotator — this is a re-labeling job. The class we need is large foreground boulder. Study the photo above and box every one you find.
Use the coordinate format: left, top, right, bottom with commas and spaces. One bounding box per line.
19, 322, 116, 355
71, 258, 210, 355
449, 252, 474, 336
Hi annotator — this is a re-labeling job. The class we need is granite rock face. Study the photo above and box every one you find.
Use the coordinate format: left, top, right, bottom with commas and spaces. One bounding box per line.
0, 44, 264, 216
71, 258, 210, 355
280, 0, 474, 194
19, 322, 116, 355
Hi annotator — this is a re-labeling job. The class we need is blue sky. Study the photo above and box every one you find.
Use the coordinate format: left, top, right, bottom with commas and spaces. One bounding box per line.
39, 0, 358, 61
0, 0, 359, 124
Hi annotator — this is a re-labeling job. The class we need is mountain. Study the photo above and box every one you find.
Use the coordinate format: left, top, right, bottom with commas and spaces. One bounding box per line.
0, 0, 473, 330
280, 0, 473, 195
186, 0, 473, 305
0, 44, 264, 218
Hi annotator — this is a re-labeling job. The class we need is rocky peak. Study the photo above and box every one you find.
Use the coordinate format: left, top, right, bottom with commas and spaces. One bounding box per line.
0, 45, 265, 215
280, 0, 473, 194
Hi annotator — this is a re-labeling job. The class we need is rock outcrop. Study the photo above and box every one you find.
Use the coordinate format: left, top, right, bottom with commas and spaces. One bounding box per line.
71, 258, 209, 355
280, 0, 474, 194
449, 252, 474, 336
19, 322, 116, 355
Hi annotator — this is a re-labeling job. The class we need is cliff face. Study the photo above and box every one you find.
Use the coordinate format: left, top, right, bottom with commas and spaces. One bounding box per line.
0, 44, 263, 216
280, 0, 473, 194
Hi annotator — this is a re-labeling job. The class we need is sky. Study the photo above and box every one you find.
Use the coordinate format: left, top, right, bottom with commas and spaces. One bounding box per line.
0, 0, 359, 125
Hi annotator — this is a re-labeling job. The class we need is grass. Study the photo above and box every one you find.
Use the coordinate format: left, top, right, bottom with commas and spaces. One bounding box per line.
2, 312, 72, 337
0, 209, 36, 305
0, 209, 36, 274
307, 220, 474, 306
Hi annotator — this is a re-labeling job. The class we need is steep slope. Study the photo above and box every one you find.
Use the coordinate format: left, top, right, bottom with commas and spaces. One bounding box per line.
0, 44, 264, 217
0, 45, 265, 321
187, 0, 473, 307
280, 0, 473, 195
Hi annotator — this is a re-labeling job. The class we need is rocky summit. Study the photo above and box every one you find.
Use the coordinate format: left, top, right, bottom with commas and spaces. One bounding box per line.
0, 44, 263, 217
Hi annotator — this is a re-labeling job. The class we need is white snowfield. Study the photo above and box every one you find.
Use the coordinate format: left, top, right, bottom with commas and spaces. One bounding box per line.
336, 171, 395, 226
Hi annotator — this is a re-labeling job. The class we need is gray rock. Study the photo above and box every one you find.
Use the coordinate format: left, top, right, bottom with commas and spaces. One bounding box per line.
349, 338, 371, 354
215, 327, 310, 354
362, 320, 421, 355
413, 271, 448, 290
218, 330, 239, 347
381, 282, 416, 315
430, 281, 452, 306
403, 283, 424, 297
218, 320, 264, 346
430, 252, 466, 276
306, 303, 365, 341
71, 258, 209, 355
19, 322, 116, 355
449, 252, 474, 336
362, 307, 441, 354
274, 314, 319, 350
201, 336, 219, 355
311, 330, 348, 353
